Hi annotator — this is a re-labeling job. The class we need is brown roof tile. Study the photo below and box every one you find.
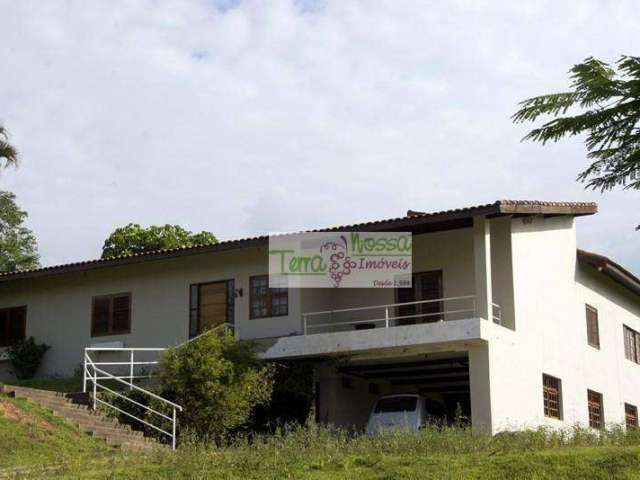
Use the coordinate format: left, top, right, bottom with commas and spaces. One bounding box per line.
0, 199, 597, 282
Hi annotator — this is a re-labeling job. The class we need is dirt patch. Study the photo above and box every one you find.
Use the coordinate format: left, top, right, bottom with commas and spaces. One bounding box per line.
0, 399, 53, 430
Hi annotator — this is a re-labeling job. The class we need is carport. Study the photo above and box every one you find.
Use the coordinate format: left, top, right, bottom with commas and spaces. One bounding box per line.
314, 353, 472, 430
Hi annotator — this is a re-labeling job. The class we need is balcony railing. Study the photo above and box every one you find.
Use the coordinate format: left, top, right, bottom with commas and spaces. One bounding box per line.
302, 295, 502, 335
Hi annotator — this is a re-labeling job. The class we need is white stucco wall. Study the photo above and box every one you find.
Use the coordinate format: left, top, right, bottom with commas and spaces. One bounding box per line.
1, 212, 636, 434
574, 266, 640, 427
487, 215, 640, 431
0, 246, 302, 379
297, 228, 478, 326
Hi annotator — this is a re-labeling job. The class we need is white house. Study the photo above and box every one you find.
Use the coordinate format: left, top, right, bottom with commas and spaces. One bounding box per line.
0, 199, 639, 433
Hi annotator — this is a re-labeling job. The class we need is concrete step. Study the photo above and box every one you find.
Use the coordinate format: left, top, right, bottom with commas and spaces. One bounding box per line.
108, 439, 158, 451
7, 386, 63, 400
32, 398, 89, 411
96, 429, 158, 445
57, 410, 123, 429
83, 424, 144, 438
2, 384, 165, 451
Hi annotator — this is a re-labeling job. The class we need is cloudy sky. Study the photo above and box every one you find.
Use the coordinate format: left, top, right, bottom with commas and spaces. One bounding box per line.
1, 0, 639, 272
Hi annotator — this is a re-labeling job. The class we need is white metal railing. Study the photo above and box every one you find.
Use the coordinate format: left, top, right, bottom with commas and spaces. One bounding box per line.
83, 347, 165, 391
83, 347, 182, 449
303, 296, 503, 334
81, 327, 231, 450
492, 303, 502, 325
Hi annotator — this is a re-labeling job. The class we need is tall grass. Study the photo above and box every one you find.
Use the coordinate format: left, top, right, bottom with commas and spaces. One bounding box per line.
163, 423, 640, 467
57, 423, 640, 479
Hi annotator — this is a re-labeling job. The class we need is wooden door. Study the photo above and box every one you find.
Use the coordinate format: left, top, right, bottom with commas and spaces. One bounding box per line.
197, 282, 228, 333
396, 271, 443, 325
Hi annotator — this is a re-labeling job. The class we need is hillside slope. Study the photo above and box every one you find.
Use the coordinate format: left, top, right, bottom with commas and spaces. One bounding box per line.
0, 392, 115, 477
3, 393, 640, 479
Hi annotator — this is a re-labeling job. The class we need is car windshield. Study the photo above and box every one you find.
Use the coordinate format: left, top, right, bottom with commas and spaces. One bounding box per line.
374, 397, 417, 413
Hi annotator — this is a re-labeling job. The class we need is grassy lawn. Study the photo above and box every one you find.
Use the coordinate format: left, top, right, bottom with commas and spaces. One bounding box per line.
54, 436, 640, 479
0, 393, 115, 475
3, 397, 640, 479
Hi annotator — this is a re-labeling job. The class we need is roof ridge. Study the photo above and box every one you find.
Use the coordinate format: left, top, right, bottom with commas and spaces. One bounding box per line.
0, 199, 598, 281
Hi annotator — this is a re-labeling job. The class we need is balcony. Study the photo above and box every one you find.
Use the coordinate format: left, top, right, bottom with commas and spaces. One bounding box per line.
258, 296, 505, 360
303, 296, 502, 335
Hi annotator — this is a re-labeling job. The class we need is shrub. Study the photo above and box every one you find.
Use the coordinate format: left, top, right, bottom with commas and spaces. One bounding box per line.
97, 387, 172, 441
250, 359, 315, 432
8, 337, 50, 380
159, 328, 274, 442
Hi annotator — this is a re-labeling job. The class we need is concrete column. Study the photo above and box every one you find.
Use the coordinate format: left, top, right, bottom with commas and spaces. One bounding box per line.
469, 344, 492, 433
473, 216, 493, 321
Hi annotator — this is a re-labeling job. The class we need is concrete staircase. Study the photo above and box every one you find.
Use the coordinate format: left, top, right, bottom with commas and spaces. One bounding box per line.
2, 384, 161, 451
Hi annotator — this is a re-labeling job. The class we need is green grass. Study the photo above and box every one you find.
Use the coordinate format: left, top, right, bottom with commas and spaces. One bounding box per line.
0, 393, 116, 475
35, 425, 640, 479
3, 400, 640, 479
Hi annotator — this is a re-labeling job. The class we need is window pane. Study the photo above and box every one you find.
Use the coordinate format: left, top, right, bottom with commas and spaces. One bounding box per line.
251, 275, 288, 319
0, 311, 8, 347
624, 326, 639, 364
9, 307, 26, 344
586, 306, 599, 348
189, 285, 199, 338
374, 397, 418, 413
92, 297, 111, 335
543, 374, 562, 419
112, 295, 131, 333
587, 390, 603, 429
625, 403, 638, 428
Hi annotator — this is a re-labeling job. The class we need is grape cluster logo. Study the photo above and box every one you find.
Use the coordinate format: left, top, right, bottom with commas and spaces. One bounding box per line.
268, 232, 412, 288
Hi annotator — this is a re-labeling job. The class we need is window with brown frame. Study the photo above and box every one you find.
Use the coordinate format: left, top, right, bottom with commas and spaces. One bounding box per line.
189, 280, 234, 338
585, 305, 600, 349
623, 325, 640, 364
250, 275, 288, 319
91, 293, 131, 337
0, 306, 26, 347
587, 389, 604, 429
542, 374, 562, 419
625, 403, 638, 428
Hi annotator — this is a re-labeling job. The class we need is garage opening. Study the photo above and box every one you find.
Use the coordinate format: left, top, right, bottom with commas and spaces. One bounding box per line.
331, 353, 471, 428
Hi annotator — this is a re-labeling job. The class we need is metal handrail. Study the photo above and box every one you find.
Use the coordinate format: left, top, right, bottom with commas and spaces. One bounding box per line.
83, 348, 183, 450
82, 347, 166, 392
492, 303, 502, 325
81, 328, 231, 450
308, 308, 477, 330
84, 347, 167, 351
304, 295, 477, 317
172, 323, 231, 350
303, 295, 502, 334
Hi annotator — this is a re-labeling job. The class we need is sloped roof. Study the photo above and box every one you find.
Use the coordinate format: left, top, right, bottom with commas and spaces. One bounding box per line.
0, 199, 597, 283
577, 249, 640, 297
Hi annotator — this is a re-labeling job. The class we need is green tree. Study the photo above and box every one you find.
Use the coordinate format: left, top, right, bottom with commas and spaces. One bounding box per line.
0, 125, 19, 170
101, 223, 218, 258
513, 56, 640, 194
159, 328, 273, 441
0, 191, 39, 272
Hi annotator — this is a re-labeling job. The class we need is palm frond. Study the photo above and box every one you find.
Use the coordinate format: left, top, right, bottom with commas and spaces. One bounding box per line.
0, 126, 19, 168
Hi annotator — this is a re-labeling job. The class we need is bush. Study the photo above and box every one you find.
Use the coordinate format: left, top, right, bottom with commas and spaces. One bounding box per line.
159, 328, 274, 442
97, 387, 172, 441
250, 359, 315, 432
8, 337, 50, 380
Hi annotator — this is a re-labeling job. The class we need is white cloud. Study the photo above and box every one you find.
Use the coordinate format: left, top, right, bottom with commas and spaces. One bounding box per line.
0, 0, 638, 273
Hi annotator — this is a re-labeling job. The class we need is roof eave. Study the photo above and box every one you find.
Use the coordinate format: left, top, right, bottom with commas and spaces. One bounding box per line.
578, 249, 640, 298
0, 200, 599, 283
